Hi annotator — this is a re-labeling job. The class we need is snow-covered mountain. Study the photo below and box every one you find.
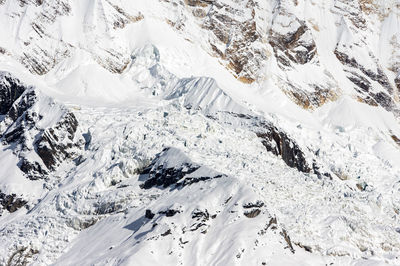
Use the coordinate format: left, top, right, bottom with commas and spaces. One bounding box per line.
0, 0, 400, 265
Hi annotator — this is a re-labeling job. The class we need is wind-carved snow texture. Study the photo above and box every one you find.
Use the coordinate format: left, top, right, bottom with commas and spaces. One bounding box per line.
1, 0, 400, 265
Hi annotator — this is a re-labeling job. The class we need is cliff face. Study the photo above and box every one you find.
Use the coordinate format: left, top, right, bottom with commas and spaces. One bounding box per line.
1, 0, 400, 265
0, 73, 84, 180
0, 0, 399, 112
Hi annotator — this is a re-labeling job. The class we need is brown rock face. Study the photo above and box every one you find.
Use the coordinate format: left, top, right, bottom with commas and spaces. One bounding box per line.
284, 86, 338, 110
333, 0, 367, 29
2, 0, 143, 75
255, 121, 311, 174
334, 49, 396, 111
16, 0, 72, 75
183, 0, 266, 83
244, 208, 261, 218
1, 0, 399, 114
266, 2, 340, 109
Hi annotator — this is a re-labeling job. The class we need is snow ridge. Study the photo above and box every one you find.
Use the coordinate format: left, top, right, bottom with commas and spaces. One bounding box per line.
0, 0, 400, 265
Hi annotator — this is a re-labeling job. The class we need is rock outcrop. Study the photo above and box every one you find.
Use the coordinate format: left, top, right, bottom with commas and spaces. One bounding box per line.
269, 11, 317, 68
255, 122, 311, 173
0, 191, 27, 215
170, 0, 268, 83
332, 0, 399, 113
140, 147, 225, 189
334, 49, 396, 111
0, 72, 84, 180
1, 0, 399, 114
0, 72, 29, 115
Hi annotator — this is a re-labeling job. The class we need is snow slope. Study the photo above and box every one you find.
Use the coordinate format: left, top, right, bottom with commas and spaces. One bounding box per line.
0, 0, 400, 265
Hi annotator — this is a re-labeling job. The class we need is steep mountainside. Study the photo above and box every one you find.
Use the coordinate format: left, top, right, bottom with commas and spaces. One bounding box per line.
0, 0, 400, 265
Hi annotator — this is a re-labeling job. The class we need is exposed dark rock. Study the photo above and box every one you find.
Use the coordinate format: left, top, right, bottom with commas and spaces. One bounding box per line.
94, 48, 130, 74
266, 217, 277, 231
346, 70, 372, 93
189, 222, 208, 232
18, 158, 48, 180
79, 219, 97, 230
335, 49, 396, 111
0, 72, 29, 115
0, 85, 37, 150
106, 2, 144, 30
3, 90, 37, 127
392, 135, 400, 146
263, 4, 341, 109
243, 200, 264, 209
356, 182, 368, 191
188, 208, 210, 232
14, 0, 72, 75
269, 19, 317, 69
0, 72, 84, 180
283, 84, 338, 110
36, 112, 80, 171
20, 42, 71, 76
224, 196, 232, 204
0, 191, 27, 214
161, 229, 172, 236
192, 209, 209, 220
244, 208, 261, 218
140, 148, 226, 189
259, 217, 278, 235
179, 174, 224, 187
140, 161, 199, 189
145, 209, 155, 219
333, 0, 367, 30
255, 122, 311, 173
184, 0, 213, 7
395, 76, 400, 93
335, 50, 393, 92
183, 0, 265, 83
9, 105, 81, 179
295, 242, 312, 253
213, 112, 315, 175
7, 246, 39, 266
159, 209, 181, 217
179, 237, 189, 245
281, 229, 295, 253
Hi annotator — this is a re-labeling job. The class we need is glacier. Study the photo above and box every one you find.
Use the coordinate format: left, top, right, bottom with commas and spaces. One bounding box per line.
0, 0, 400, 265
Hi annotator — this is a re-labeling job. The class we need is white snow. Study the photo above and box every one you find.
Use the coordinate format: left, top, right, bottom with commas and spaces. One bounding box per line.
0, 0, 400, 265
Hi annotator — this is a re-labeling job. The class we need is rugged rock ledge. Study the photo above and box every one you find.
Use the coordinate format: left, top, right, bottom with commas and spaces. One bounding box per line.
0, 191, 27, 215
0, 72, 29, 115
140, 147, 225, 189
0, 72, 83, 180
255, 121, 311, 173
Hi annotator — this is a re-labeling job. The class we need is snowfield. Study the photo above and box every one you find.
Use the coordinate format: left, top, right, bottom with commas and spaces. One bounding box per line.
0, 0, 400, 265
